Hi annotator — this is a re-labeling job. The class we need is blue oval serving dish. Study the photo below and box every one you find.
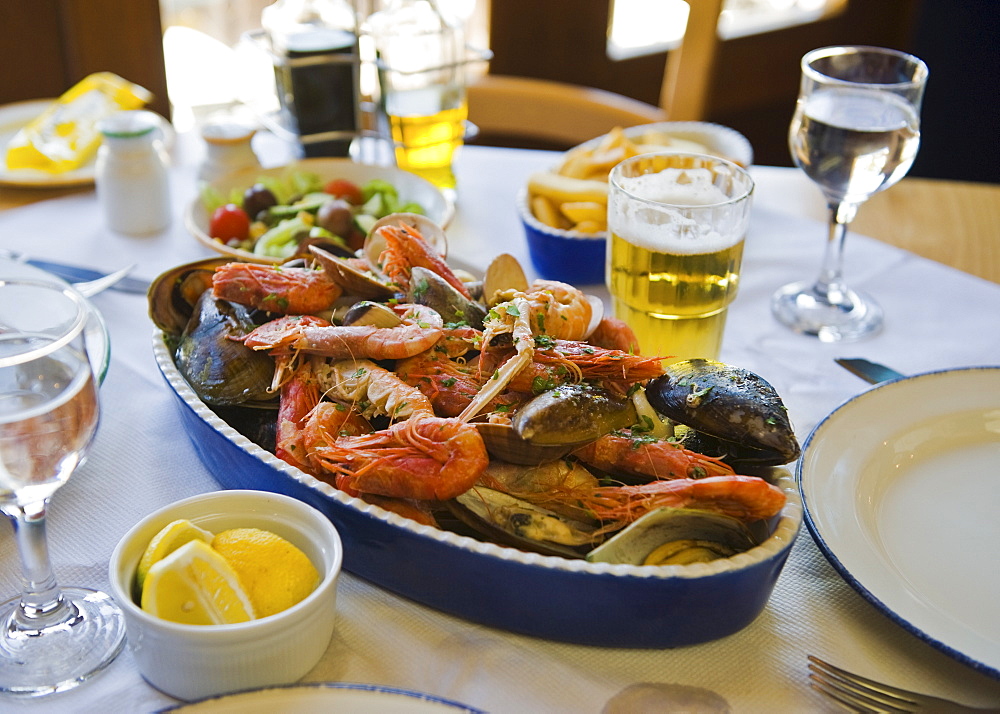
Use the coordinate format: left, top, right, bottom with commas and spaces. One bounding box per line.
154, 333, 801, 648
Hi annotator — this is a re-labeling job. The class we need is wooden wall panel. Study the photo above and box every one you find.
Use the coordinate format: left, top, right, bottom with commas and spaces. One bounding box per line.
0, 0, 170, 119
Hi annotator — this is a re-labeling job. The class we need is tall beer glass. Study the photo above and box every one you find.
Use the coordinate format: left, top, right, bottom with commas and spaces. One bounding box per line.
607, 153, 754, 363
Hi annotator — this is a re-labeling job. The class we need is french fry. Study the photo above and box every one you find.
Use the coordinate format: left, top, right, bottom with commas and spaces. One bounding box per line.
531, 194, 571, 230
527, 171, 608, 205
559, 201, 606, 226
573, 220, 606, 234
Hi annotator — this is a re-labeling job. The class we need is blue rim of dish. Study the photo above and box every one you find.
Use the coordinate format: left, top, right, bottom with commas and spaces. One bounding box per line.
798, 365, 1000, 681
155, 681, 486, 712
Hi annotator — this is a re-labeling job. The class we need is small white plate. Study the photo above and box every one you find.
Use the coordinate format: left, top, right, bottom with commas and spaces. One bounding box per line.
799, 367, 1000, 678
161, 682, 484, 712
0, 257, 111, 384
0, 99, 173, 188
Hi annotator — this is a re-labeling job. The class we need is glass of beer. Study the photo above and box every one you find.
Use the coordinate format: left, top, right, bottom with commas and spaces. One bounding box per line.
607, 152, 754, 363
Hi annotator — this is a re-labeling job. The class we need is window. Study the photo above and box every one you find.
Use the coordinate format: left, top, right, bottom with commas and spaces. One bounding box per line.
607, 0, 847, 61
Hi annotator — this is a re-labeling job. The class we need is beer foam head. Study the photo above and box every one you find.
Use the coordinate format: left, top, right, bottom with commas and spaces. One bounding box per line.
611, 168, 747, 254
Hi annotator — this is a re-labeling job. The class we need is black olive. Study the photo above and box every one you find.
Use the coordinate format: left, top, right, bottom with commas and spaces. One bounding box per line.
316, 199, 354, 238
243, 183, 278, 219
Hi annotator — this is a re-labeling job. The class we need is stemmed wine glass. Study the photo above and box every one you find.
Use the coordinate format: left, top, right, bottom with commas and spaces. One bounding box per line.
771, 46, 929, 341
0, 279, 125, 696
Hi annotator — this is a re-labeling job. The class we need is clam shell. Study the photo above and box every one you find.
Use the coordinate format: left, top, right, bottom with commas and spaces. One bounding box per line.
309, 244, 396, 300
341, 300, 402, 328
482, 253, 529, 306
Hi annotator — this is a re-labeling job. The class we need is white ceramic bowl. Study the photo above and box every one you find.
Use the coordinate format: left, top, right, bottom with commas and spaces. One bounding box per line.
109, 490, 343, 701
185, 157, 455, 264
521, 121, 753, 284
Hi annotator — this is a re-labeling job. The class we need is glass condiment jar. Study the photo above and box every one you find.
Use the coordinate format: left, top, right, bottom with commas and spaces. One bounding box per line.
198, 121, 262, 184
262, 0, 361, 158
95, 111, 171, 236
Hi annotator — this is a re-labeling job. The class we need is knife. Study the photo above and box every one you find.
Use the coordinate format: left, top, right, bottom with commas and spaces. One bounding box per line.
21, 257, 151, 294
835, 357, 906, 385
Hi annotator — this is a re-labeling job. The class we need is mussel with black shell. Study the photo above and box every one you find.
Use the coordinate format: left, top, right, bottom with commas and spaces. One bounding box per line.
646, 359, 800, 468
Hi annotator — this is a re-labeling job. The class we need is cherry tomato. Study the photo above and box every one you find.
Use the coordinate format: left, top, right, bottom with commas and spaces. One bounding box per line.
209, 204, 250, 242
323, 178, 363, 205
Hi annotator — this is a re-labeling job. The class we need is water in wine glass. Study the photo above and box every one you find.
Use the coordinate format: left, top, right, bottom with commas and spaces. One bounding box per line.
0, 339, 98, 507
771, 45, 928, 342
791, 87, 920, 204
0, 279, 125, 697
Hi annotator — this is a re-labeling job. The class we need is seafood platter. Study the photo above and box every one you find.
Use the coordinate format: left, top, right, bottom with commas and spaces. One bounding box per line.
153, 213, 803, 647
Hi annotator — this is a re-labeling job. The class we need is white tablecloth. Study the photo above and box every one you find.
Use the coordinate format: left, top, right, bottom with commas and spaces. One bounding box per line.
2, 132, 999, 713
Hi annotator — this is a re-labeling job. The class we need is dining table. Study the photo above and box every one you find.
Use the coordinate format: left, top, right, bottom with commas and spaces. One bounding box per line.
1, 124, 999, 713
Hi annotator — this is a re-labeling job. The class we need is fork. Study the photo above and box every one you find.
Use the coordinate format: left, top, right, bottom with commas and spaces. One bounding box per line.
71, 263, 138, 297
808, 656, 1000, 713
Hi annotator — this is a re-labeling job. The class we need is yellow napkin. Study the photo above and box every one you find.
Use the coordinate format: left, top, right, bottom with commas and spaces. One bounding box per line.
5, 72, 153, 174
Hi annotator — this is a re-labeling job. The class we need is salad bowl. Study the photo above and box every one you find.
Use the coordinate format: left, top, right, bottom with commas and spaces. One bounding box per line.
185, 158, 455, 264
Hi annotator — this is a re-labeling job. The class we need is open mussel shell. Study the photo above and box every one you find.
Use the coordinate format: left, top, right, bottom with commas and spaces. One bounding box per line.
513, 383, 638, 446
586, 508, 764, 566
475, 423, 574, 465
309, 244, 396, 300
407, 266, 488, 328
148, 257, 232, 336
646, 359, 800, 464
447, 487, 599, 559
175, 290, 275, 407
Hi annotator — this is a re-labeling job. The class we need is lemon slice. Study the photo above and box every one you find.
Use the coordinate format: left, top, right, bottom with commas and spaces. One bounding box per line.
136, 518, 215, 589
212, 528, 320, 619
140, 539, 256, 625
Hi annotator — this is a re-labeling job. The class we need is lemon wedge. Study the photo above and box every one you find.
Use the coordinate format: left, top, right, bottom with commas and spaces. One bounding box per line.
140, 540, 256, 625
136, 518, 215, 589
212, 528, 320, 618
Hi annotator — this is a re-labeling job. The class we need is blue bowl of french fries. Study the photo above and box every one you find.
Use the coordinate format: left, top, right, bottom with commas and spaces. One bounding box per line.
517, 187, 607, 285
521, 122, 752, 285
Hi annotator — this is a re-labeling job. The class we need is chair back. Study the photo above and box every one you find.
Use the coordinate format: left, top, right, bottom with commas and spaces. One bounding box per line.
466, 0, 724, 147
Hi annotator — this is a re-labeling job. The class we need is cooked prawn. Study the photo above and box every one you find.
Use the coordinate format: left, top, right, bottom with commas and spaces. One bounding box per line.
572, 432, 735, 481
317, 358, 434, 421
377, 224, 472, 298
212, 263, 342, 315
242, 304, 444, 360
479, 338, 664, 394
311, 415, 488, 500
274, 359, 371, 473
586, 316, 641, 353
580, 475, 787, 524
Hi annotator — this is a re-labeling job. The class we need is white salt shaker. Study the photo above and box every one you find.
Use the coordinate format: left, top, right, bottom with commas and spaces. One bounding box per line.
198, 121, 261, 184
95, 111, 172, 235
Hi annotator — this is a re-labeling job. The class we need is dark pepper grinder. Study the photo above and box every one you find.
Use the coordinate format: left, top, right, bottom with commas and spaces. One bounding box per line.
262, 0, 361, 158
